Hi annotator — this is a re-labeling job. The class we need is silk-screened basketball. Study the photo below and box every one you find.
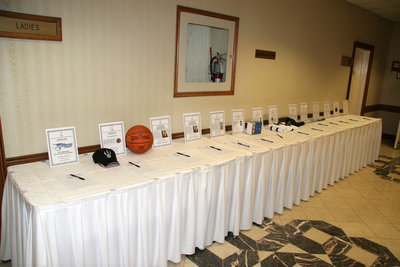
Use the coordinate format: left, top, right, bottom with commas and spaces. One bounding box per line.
125, 125, 153, 153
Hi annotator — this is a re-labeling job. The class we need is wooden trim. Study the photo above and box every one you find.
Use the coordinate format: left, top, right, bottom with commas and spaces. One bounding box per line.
363, 104, 380, 113
382, 133, 396, 140
364, 104, 400, 114
379, 104, 400, 113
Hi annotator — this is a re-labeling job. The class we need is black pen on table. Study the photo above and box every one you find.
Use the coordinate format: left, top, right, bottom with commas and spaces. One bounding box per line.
237, 142, 249, 147
277, 133, 283, 138
129, 161, 140, 168
261, 138, 273, 143
177, 152, 190, 157
297, 131, 309, 135
210, 145, 222, 151
69, 174, 85, 180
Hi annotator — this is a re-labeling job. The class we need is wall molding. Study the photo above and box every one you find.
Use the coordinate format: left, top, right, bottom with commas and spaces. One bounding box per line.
364, 104, 400, 114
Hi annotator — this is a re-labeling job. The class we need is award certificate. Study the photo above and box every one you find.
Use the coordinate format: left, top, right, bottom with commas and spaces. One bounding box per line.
288, 104, 298, 121
150, 116, 172, 148
323, 101, 331, 118
268, 105, 278, 125
300, 103, 308, 122
231, 109, 245, 134
183, 112, 202, 142
252, 107, 263, 123
46, 127, 79, 168
98, 121, 126, 155
312, 102, 320, 121
209, 111, 226, 137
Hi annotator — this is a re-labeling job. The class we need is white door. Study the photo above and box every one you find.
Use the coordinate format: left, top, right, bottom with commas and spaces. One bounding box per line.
348, 47, 370, 115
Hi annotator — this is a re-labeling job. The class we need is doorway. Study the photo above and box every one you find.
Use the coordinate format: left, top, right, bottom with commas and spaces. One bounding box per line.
346, 41, 375, 115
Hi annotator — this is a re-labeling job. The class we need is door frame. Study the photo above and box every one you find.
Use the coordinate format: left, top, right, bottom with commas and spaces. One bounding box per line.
346, 41, 375, 115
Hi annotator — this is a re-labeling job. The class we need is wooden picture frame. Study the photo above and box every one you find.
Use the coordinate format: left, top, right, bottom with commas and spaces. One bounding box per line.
0, 10, 62, 41
173, 6, 239, 97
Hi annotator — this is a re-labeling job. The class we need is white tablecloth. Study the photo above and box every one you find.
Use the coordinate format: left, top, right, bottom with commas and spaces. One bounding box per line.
0, 115, 381, 267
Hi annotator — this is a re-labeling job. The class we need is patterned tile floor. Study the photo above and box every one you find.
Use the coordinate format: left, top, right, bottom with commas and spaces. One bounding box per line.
168, 139, 400, 267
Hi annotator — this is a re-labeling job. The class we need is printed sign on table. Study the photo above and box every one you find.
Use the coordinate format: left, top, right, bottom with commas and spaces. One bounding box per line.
323, 101, 331, 118
343, 100, 349, 115
252, 107, 263, 123
150, 116, 172, 148
210, 111, 226, 137
231, 109, 245, 134
46, 126, 79, 168
332, 101, 340, 116
268, 105, 278, 125
312, 102, 320, 121
300, 103, 308, 122
183, 112, 202, 142
98, 121, 126, 155
288, 104, 298, 121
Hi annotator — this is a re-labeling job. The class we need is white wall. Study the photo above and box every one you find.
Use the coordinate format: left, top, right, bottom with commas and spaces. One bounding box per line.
0, 0, 393, 157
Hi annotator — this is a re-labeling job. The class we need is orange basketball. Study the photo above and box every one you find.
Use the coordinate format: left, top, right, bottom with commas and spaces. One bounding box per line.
125, 125, 153, 153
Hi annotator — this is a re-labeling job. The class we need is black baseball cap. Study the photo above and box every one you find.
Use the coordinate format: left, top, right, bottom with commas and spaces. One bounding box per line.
92, 148, 120, 168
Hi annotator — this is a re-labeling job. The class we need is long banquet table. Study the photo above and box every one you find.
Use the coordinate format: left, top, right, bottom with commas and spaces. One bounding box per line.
0, 115, 381, 267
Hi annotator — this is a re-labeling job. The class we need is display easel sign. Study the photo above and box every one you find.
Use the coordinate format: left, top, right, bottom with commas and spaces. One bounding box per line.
150, 116, 172, 148
268, 105, 278, 125
231, 109, 245, 134
288, 104, 298, 121
252, 107, 263, 123
46, 126, 79, 168
183, 112, 202, 142
98, 121, 126, 155
323, 101, 331, 118
300, 103, 308, 122
312, 102, 320, 121
343, 100, 349, 115
332, 101, 340, 116
209, 111, 226, 137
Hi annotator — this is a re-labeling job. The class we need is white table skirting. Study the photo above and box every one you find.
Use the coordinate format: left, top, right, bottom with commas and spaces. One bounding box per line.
0, 115, 381, 267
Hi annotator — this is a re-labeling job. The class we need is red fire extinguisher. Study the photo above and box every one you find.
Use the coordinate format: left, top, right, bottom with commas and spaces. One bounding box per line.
210, 48, 224, 83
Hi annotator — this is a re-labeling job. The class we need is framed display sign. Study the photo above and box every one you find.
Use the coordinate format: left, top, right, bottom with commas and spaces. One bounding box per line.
252, 107, 263, 123
332, 101, 340, 116
300, 103, 308, 122
288, 104, 298, 121
0, 10, 62, 41
343, 100, 349, 115
209, 111, 226, 137
183, 112, 202, 142
323, 101, 331, 118
312, 102, 320, 121
46, 127, 79, 168
150, 116, 172, 148
231, 109, 245, 134
268, 105, 278, 125
98, 121, 126, 155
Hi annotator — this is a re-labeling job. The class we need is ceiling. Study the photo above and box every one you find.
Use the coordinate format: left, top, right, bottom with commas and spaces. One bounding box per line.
345, 0, 400, 22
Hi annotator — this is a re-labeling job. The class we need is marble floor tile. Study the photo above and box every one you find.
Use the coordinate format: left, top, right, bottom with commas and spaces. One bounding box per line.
241, 226, 268, 242
359, 213, 391, 224
302, 228, 332, 245
345, 245, 378, 266
320, 197, 352, 209
339, 222, 376, 238
366, 223, 400, 239
303, 207, 335, 221
207, 241, 241, 259
328, 208, 363, 223
380, 238, 400, 261
300, 196, 326, 208
280, 206, 308, 220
